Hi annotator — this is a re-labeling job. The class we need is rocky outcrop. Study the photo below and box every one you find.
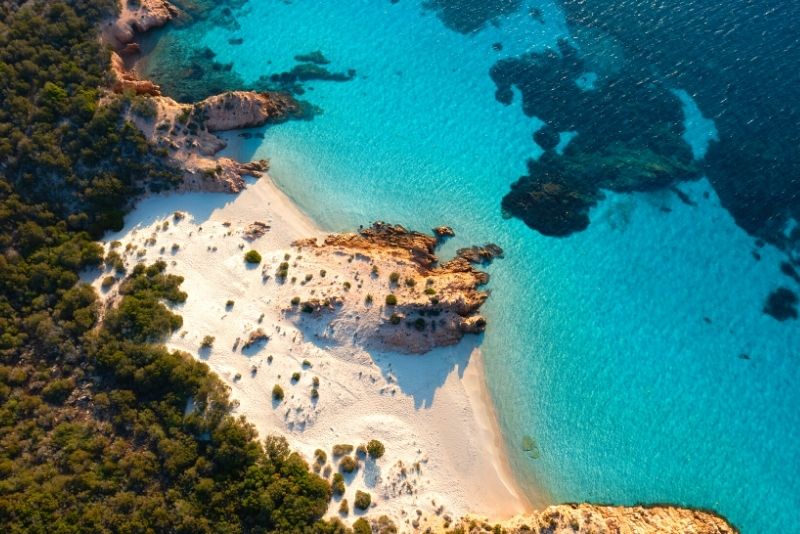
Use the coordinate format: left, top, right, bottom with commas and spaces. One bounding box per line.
107, 0, 177, 48
456, 243, 504, 264
110, 52, 161, 96
104, 1, 303, 194
198, 91, 302, 132
433, 225, 455, 238
455, 504, 736, 534
243, 221, 271, 241
286, 223, 498, 353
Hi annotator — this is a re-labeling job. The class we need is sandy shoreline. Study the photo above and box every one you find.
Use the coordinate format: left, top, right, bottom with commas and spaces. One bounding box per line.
97, 3, 535, 524
91, 173, 535, 530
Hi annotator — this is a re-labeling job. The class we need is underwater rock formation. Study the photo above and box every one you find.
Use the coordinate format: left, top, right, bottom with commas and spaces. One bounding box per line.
556, 0, 800, 254
763, 287, 799, 321
492, 39, 698, 237
422, 0, 522, 34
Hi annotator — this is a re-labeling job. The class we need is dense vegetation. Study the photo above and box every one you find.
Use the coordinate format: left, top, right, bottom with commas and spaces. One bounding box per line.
0, 1, 345, 532
0, 0, 180, 237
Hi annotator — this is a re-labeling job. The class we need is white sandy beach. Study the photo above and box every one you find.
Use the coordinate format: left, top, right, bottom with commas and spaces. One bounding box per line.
90, 175, 534, 531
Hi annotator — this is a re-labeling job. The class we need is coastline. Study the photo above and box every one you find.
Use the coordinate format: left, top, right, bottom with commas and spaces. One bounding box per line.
98, 0, 538, 524
461, 350, 544, 514
93, 2, 741, 531
93, 175, 536, 528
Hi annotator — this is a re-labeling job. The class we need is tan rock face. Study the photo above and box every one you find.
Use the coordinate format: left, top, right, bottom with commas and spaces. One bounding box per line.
105, 2, 305, 194
454, 504, 737, 534
198, 91, 302, 132
108, 0, 176, 48
285, 222, 497, 353
110, 52, 161, 96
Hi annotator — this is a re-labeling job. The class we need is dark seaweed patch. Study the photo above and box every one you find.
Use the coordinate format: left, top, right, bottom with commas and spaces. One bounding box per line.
422, 0, 522, 34
763, 288, 799, 321
494, 39, 697, 236
555, 0, 800, 251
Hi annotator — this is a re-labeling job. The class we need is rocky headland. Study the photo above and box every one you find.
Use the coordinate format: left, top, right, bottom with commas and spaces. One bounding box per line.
105, 0, 304, 193
452, 504, 736, 534
95, 2, 739, 532
104, 0, 177, 50
286, 222, 498, 353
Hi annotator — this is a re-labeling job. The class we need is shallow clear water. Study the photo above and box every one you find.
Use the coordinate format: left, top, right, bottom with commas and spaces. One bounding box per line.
143, 1, 800, 530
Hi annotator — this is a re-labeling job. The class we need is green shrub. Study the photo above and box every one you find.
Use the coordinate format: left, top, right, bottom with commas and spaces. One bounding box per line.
405, 277, 416, 287
277, 261, 290, 279
332, 473, 345, 496
389, 272, 400, 284
244, 250, 262, 264
291, 372, 301, 383
339, 455, 358, 473
314, 449, 327, 465
389, 313, 402, 325
353, 518, 370, 534
272, 384, 285, 401
332, 444, 354, 457
354, 490, 371, 511
319, 269, 326, 277
338, 499, 349, 515
365, 294, 374, 305
414, 317, 426, 331
291, 296, 301, 306
385, 294, 397, 306
375, 515, 398, 533
367, 439, 385, 459
201, 335, 215, 348
225, 300, 235, 309
41, 378, 74, 404
130, 96, 157, 119
101, 275, 116, 289
424, 287, 436, 295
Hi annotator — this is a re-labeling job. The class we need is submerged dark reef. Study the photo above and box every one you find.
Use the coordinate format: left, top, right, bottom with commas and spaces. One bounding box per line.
557, 0, 800, 253
140, 2, 355, 103
493, 39, 698, 236
422, 0, 800, 319
488, 0, 800, 257
422, 0, 522, 34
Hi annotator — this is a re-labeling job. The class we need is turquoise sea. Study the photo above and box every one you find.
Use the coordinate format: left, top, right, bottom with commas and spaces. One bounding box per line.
141, 1, 800, 531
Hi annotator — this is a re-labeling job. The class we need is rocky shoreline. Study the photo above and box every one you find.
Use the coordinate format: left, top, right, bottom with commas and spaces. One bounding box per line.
289, 223, 499, 353
96, 2, 739, 532
453, 504, 736, 534
104, 0, 304, 193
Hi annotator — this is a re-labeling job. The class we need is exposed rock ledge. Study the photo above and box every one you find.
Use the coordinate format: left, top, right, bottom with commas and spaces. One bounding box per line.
282, 222, 498, 353
104, 0, 177, 49
199, 91, 301, 132
119, 87, 301, 192
452, 504, 736, 534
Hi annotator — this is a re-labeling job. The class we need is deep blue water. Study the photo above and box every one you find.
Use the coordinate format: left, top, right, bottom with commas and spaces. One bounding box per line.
141, 1, 800, 531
